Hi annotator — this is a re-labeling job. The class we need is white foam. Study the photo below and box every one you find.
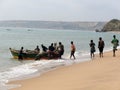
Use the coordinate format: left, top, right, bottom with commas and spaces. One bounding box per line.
0, 60, 67, 90
0, 47, 114, 90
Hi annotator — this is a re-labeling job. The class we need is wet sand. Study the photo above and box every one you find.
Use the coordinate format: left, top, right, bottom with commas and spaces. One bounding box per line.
10, 49, 120, 90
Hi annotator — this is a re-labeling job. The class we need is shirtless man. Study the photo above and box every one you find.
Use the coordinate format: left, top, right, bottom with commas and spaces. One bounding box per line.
70, 41, 76, 59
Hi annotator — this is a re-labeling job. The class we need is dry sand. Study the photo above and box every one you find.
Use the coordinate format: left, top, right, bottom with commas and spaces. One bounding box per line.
10, 49, 120, 90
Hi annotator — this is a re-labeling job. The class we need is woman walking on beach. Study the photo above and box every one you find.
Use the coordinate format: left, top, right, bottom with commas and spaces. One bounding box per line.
89, 40, 95, 58
98, 37, 105, 58
70, 41, 76, 59
111, 35, 119, 57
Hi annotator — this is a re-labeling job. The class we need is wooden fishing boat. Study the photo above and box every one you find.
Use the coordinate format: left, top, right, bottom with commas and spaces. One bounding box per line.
9, 48, 60, 60
9, 48, 38, 60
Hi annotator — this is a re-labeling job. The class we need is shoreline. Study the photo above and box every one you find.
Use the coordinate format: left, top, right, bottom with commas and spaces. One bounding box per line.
8, 49, 120, 90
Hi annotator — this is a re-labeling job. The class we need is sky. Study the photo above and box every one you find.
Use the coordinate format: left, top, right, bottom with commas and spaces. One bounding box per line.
0, 0, 120, 21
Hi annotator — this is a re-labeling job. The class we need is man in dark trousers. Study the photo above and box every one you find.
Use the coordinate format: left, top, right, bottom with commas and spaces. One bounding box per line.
18, 47, 24, 60
111, 35, 119, 57
98, 37, 105, 58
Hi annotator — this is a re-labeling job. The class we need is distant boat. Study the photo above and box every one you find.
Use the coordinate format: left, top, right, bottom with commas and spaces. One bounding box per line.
27, 29, 32, 31
6, 29, 11, 31
95, 29, 102, 32
9, 48, 59, 60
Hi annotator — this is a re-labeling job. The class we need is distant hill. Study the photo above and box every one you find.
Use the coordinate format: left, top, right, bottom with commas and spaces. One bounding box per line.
102, 19, 120, 32
0, 20, 106, 30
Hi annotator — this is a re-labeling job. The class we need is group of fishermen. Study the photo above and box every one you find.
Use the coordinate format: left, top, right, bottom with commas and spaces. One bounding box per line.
18, 41, 76, 60
18, 35, 119, 60
89, 35, 119, 58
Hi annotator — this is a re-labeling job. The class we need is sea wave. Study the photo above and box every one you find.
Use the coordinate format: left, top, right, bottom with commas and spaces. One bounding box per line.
0, 46, 116, 90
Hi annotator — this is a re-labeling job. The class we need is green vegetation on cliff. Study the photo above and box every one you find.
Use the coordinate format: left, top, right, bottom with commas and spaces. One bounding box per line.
102, 19, 120, 32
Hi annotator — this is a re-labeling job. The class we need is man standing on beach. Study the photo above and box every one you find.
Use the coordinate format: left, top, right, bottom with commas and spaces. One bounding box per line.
111, 35, 119, 57
98, 37, 105, 58
89, 40, 95, 58
18, 47, 24, 60
70, 41, 76, 59
58, 42, 64, 59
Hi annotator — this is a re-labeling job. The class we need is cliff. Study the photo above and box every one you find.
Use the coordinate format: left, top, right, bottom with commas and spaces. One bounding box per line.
0, 20, 106, 30
102, 19, 120, 32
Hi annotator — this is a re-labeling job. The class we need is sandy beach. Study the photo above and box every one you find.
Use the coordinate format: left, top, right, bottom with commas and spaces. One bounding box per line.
9, 49, 120, 90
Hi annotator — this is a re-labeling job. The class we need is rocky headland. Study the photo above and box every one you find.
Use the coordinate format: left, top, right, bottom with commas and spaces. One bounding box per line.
0, 20, 106, 30
102, 19, 120, 32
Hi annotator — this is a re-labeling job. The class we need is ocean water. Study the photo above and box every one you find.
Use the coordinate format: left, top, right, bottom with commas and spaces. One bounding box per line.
0, 27, 120, 90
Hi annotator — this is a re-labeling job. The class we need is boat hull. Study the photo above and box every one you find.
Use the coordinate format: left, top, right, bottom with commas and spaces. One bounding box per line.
9, 48, 59, 60
9, 48, 38, 60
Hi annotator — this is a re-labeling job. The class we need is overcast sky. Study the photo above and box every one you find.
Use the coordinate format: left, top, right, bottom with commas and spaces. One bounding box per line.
0, 0, 119, 21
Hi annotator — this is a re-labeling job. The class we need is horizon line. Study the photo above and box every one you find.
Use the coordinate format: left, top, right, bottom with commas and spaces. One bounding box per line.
0, 20, 108, 22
